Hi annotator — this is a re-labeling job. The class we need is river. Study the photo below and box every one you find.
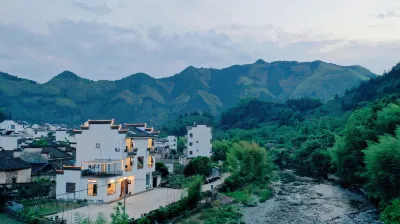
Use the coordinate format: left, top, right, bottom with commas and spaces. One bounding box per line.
243, 170, 381, 224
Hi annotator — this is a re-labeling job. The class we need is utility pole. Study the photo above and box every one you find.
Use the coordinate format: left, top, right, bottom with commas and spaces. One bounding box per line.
123, 179, 127, 216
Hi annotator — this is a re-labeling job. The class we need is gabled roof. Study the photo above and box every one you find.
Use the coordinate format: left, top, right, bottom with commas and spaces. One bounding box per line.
0, 157, 31, 171
126, 127, 155, 138
0, 149, 13, 158
42, 146, 72, 159
29, 163, 55, 176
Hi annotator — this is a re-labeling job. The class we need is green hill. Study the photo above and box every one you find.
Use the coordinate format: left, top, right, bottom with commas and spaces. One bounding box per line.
0, 60, 375, 126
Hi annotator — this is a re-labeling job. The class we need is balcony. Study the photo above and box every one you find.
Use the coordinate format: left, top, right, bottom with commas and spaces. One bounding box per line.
82, 169, 123, 177
125, 148, 138, 157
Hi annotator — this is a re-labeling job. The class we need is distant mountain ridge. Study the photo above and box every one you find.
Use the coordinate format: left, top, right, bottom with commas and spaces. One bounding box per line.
0, 60, 376, 126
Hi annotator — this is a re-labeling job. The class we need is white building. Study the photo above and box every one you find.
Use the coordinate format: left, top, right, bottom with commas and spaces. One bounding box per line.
0, 134, 21, 151
56, 120, 156, 204
0, 157, 32, 184
167, 136, 177, 151
0, 120, 25, 133
186, 125, 212, 158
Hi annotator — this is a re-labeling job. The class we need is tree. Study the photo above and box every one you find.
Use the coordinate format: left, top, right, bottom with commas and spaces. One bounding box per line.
381, 198, 400, 224
183, 156, 212, 177
223, 141, 274, 191
211, 140, 231, 161
185, 175, 203, 209
110, 202, 130, 224
362, 128, 400, 201
177, 137, 186, 154
156, 162, 169, 177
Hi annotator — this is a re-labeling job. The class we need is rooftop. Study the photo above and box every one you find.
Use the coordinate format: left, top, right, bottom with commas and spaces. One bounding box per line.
84, 159, 121, 164
0, 157, 31, 171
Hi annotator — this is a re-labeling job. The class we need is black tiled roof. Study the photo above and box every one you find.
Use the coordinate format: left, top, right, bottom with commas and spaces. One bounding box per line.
0, 149, 13, 158
0, 158, 31, 171
42, 147, 72, 159
126, 127, 155, 138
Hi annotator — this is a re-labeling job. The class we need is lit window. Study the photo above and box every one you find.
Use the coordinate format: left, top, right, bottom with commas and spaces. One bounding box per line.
107, 183, 116, 195
147, 156, 154, 168
88, 183, 97, 196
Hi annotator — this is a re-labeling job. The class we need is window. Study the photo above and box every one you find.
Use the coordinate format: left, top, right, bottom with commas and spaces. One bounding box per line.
147, 139, 153, 148
12, 178, 16, 184
137, 156, 144, 169
95, 143, 100, 148
147, 156, 153, 168
174, 139, 176, 142
189, 133, 193, 138
196, 141, 199, 143
107, 183, 116, 195
189, 151, 193, 155
88, 183, 97, 196
189, 142, 193, 146
10, 125, 15, 130
66, 182, 76, 193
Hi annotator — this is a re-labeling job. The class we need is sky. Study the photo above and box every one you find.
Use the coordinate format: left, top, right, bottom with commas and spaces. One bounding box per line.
0, 0, 399, 83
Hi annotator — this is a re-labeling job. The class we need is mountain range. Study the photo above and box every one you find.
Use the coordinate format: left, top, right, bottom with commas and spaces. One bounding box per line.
0, 60, 376, 126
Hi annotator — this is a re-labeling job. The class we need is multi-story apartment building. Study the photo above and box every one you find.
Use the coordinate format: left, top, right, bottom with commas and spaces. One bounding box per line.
186, 125, 212, 158
55, 120, 156, 204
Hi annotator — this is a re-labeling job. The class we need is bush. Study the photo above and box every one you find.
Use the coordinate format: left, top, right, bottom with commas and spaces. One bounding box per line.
363, 128, 400, 201
156, 162, 169, 177
183, 157, 212, 177
381, 198, 400, 224
199, 205, 242, 224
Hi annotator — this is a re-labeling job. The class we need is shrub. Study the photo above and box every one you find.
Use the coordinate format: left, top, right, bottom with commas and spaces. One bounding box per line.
183, 157, 212, 177
156, 162, 169, 177
381, 198, 400, 224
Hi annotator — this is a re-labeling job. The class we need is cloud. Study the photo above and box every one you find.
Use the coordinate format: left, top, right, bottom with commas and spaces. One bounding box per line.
0, 18, 398, 83
377, 10, 400, 19
72, 1, 112, 16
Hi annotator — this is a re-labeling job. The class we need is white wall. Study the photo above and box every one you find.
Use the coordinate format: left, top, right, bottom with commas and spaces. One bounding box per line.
0, 135, 20, 150
17, 168, 31, 183
167, 136, 177, 151
0, 172, 6, 184
186, 125, 212, 158
56, 130, 68, 142
75, 124, 126, 166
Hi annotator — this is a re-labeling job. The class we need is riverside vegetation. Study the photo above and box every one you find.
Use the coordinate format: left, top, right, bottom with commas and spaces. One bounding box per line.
166, 62, 400, 223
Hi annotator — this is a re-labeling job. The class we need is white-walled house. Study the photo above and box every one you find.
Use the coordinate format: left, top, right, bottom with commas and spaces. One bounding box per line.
0, 134, 21, 151
56, 129, 69, 142
186, 125, 212, 158
56, 120, 156, 204
0, 120, 24, 132
167, 136, 177, 151
0, 157, 31, 184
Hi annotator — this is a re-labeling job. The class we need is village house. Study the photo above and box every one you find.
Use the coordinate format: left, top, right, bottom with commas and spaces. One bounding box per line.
186, 124, 212, 158
55, 120, 157, 204
0, 157, 32, 184
0, 132, 21, 151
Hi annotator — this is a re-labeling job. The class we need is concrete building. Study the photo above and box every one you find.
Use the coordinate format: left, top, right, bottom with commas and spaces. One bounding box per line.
0, 120, 25, 133
167, 136, 177, 151
56, 120, 156, 204
0, 157, 32, 184
186, 125, 212, 158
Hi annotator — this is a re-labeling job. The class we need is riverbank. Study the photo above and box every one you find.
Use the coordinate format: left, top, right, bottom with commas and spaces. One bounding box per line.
243, 169, 381, 224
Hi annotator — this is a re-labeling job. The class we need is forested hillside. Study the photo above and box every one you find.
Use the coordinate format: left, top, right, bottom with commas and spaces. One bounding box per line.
0, 60, 374, 126
200, 62, 400, 223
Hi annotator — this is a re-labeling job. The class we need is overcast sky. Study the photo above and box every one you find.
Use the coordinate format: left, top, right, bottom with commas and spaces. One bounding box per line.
0, 0, 399, 83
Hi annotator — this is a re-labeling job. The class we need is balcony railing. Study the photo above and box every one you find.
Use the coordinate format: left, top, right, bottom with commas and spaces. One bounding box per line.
82, 169, 123, 177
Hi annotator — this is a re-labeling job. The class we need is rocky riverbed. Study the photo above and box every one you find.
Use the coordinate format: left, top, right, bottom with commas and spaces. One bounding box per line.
243, 170, 381, 224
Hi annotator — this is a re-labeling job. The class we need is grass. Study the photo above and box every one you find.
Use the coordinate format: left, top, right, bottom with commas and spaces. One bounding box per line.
0, 213, 23, 224
179, 205, 243, 224
224, 182, 273, 205
22, 199, 85, 216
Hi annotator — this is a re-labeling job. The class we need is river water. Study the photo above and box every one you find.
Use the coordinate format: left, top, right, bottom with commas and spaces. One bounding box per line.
243, 170, 381, 224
